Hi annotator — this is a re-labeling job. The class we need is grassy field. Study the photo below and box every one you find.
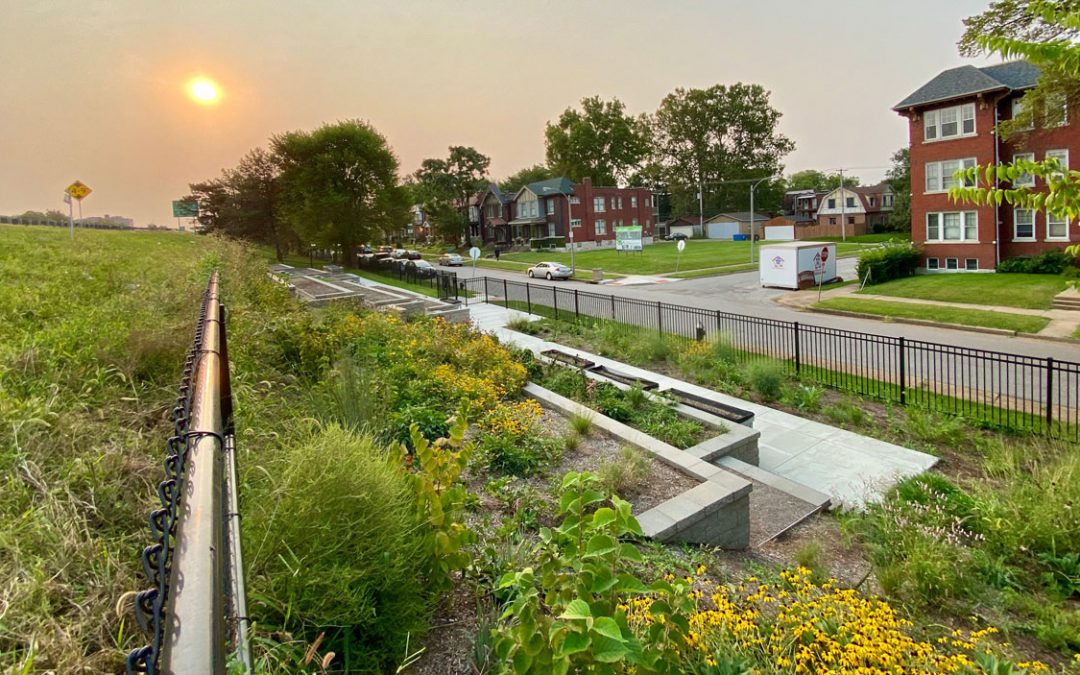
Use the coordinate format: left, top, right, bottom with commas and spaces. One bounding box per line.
816, 297, 1051, 333
499, 239, 875, 275
860, 273, 1067, 310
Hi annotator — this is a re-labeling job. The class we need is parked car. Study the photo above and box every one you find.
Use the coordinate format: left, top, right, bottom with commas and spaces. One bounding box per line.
405, 259, 437, 278
378, 256, 402, 269
663, 232, 689, 241
378, 245, 394, 253
360, 245, 374, 254
439, 253, 464, 266
527, 261, 573, 280
405, 250, 423, 260
391, 248, 408, 259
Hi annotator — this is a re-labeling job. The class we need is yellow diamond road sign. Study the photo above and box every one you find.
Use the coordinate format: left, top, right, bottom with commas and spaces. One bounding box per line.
66, 181, 92, 201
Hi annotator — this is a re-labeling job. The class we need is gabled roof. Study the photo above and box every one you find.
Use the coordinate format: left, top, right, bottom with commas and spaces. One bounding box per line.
526, 177, 574, 196
893, 60, 1040, 111
707, 212, 772, 223
479, 182, 510, 204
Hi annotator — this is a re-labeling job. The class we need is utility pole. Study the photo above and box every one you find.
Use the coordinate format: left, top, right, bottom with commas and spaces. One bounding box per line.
839, 168, 846, 242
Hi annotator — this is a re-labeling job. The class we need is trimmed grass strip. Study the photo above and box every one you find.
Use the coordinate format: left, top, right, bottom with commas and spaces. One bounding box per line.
816, 297, 1049, 333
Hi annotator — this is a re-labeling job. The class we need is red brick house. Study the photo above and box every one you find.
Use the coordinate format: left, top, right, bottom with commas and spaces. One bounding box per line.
894, 60, 1075, 271
505, 177, 655, 248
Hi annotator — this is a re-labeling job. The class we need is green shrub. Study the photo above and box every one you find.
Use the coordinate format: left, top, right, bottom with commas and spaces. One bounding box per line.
326, 355, 386, 433
481, 432, 561, 476
855, 241, 921, 285
506, 317, 542, 335
996, 250, 1075, 274
746, 361, 785, 402
784, 383, 824, 411
245, 425, 429, 670
597, 446, 651, 496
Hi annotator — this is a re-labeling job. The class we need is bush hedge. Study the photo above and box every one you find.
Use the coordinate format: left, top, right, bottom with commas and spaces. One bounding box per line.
996, 250, 1075, 274
855, 241, 922, 285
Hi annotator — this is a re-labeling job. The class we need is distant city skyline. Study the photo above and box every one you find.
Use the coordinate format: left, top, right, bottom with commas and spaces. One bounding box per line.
2, 0, 994, 227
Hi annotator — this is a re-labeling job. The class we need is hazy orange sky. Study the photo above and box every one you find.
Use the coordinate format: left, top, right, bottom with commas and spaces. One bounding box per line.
2, 0, 994, 227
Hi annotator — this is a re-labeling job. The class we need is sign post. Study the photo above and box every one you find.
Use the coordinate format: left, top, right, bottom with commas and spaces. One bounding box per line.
675, 238, 686, 273
469, 245, 481, 278
65, 180, 92, 239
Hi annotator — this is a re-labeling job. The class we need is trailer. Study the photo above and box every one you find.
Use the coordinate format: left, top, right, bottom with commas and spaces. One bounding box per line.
759, 241, 837, 289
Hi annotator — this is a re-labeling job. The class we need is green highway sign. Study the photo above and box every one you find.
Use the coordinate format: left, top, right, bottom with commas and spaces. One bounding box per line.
172, 199, 198, 218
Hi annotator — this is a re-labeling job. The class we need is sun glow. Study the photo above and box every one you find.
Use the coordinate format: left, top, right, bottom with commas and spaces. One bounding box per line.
187, 77, 221, 105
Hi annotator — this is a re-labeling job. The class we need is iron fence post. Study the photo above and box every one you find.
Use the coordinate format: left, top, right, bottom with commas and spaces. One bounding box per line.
503, 279, 509, 310
794, 322, 801, 375
611, 294, 616, 320
526, 283, 532, 315
1046, 356, 1054, 436
554, 288, 559, 321
574, 289, 580, 321
484, 276, 490, 302
657, 301, 663, 335
898, 337, 906, 405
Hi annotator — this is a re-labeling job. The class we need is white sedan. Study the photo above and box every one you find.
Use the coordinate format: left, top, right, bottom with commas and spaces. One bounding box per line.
527, 261, 573, 280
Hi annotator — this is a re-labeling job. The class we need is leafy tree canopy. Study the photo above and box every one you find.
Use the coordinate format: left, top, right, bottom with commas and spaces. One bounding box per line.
885, 148, 912, 232
545, 96, 650, 185
785, 169, 859, 192
499, 164, 555, 193
413, 146, 491, 243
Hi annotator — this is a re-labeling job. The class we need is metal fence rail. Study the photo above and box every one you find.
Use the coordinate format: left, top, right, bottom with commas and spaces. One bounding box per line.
463, 276, 1080, 440
127, 272, 251, 674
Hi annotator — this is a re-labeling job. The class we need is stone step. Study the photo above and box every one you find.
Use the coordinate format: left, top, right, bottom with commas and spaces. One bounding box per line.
1051, 299, 1080, 311
716, 456, 831, 511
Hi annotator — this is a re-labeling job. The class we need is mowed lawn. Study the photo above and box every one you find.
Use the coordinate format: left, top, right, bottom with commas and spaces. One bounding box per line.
859, 273, 1067, 310
500, 240, 874, 275
816, 297, 1050, 333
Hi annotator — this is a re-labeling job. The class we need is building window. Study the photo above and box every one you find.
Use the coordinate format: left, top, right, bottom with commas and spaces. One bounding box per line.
925, 158, 977, 192
924, 102, 975, 141
547, 199, 555, 215
1012, 97, 1034, 130
1047, 149, 1069, 181
570, 218, 582, 228
965, 258, 979, 271
847, 216, 855, 225
631, 196, 638, 208
927, 258, 940, 270
926, 211, 978, 241
632, 218, 638, 226
595, 219, 607, 235
828, 217, 837, 225
1047, 211, 1069, 240
1013, 153, 1035, 187
593, 197, 605, 212
882, 193, 895, 207
1014, 209, 1035, 240
827, 198, 836, 209
645, 218, 650, 228
869, 196, 876, 207
570, 196, 580, 204
610, 197, 616, 210
1046, 91, 1068, 127
845, 196, 855, 208
617, 197, 623, 209
946, 258, 959, 270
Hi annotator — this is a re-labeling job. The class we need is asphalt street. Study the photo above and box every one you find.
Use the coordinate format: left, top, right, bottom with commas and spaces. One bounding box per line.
458, 258, 1080, 363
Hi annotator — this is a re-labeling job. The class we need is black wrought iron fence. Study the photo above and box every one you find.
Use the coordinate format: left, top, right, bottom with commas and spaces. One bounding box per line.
355, 256, 460, 300
462, 276, 1080, 440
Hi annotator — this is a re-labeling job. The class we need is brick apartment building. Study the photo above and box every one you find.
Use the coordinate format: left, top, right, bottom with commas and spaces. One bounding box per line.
470, 177, 655, 248
894, 60, 1076, 271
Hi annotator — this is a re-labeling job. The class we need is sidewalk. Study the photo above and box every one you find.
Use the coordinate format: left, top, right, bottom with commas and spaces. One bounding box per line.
779, 283, 1080, 339
469, 302, 938, 509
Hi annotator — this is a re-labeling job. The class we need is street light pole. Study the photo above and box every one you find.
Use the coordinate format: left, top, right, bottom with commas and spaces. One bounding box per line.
749, 175, 775, 264
698, 172, 704, 239
567, 192, 575, 274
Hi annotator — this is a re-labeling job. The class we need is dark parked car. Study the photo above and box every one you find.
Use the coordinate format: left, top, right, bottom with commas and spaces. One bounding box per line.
405, 250, 423, 260
405, 259, 437, 278
663, 232, 689, 241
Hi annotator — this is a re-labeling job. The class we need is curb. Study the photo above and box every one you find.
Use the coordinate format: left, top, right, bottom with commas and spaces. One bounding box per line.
805, 307, 1019, 337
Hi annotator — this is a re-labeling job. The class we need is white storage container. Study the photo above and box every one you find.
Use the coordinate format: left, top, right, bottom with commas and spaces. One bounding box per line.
759, 241, 837, 289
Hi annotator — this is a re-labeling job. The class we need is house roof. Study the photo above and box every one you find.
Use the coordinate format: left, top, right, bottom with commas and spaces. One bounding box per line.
480, 182, 510, 204
707, 212, 772, 223
893, 60, 1040, 111
525, 177, 575, 197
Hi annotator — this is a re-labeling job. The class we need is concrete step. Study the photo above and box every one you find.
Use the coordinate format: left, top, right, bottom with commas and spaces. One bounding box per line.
1052, 300, 1080, 311
717, 456, 830, 510
716, 456, 830, 546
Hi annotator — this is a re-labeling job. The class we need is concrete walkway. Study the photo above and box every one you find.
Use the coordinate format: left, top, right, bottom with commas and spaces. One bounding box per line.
781, 283, 1080, 339
469, 302, 938, 509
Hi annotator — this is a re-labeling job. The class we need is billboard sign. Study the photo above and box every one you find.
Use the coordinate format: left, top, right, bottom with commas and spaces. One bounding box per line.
614, 225, 643, 252
172, 199, 199, 218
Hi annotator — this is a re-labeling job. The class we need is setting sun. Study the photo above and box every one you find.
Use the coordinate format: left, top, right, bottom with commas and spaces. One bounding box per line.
187, 77, 220, 104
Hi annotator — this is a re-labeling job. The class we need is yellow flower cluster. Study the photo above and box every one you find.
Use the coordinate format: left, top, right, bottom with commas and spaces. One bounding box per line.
479, 399, 543, 439
620, 567, 1048, 674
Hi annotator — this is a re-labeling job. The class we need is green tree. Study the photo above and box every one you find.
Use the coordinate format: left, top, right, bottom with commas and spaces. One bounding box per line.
273, 120, 409, 262
499, 164, 555, 193
785, 169, 859, 192
187, 148, 295, 260
951, 2, 1080, 256
413, 146, 490, 244
885, 148, 912, 232
545, 96, 651, 185
652, 83, 795, 216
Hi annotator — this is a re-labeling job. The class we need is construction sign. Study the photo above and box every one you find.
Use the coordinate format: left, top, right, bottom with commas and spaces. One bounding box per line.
66, 181, 92, 201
